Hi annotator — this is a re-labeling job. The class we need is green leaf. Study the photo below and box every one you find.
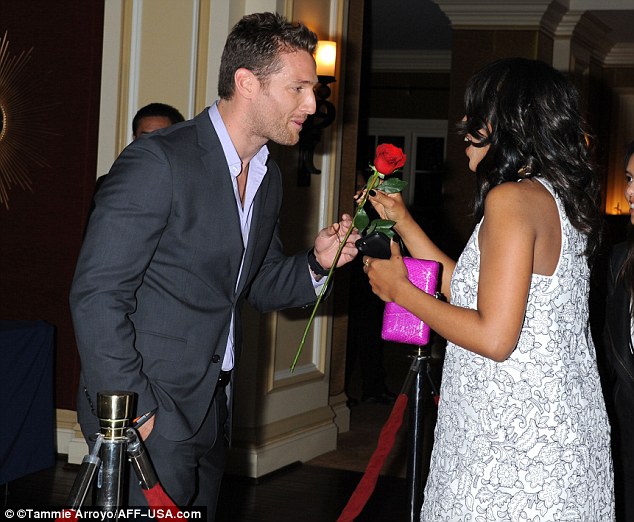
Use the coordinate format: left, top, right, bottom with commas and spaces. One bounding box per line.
353, 207, 370, 233
367, 219, 395, 232
378, 178, 408, 194
368, 219, 396, 239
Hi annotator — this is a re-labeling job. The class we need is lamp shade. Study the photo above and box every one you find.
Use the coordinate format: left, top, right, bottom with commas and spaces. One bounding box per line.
315, 40, 336, 77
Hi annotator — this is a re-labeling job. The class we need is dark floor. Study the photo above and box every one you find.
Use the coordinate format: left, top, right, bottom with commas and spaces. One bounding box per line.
1, 343, 442, 521
2, 458, 410, 522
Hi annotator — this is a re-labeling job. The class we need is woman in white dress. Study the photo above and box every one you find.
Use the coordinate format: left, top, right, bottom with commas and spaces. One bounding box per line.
363, 57, 614, 520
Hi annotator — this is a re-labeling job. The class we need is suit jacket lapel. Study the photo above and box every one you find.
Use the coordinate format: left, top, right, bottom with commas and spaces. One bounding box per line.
194, 111, 245, 282
235, 174, 270, 297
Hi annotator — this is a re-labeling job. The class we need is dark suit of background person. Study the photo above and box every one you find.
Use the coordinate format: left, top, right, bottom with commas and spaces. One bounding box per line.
605, 242, 634, 521
603, 139, 634, 521
70, 12, 359, 521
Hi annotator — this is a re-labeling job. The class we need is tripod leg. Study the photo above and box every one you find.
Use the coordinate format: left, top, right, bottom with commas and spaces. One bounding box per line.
66, 434, 103, 510
399, 356, 422, 396
426, 362, 440, 398
126, 428, 159, 490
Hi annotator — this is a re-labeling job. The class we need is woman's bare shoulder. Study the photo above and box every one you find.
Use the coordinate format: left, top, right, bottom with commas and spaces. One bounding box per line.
485, 179, 555, 216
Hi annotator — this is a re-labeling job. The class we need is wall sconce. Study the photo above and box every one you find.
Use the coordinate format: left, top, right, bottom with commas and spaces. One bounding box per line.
605, 167, 628, 215
298, 40, 337, 186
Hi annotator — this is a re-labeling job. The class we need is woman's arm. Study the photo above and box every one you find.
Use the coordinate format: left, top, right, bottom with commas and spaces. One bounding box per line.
367, 190, 456, 299
366, 183, 541, 361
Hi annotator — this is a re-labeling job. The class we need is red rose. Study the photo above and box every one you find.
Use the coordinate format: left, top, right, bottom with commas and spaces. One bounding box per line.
373, 144, 406, 175
292, 141, 409, 371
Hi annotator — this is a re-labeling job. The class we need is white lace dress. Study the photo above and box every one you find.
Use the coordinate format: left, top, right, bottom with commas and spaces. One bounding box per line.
421, 180, 614, 521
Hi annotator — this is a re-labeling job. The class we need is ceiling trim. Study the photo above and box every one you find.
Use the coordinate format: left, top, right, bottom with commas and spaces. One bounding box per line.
570, 0, 634, 9
604, 43, 634, 68
432, 0, 552, 27
371, 49, 451, 72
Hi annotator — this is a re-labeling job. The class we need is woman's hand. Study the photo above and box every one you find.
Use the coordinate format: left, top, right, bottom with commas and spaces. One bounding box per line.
366, 190, 411, 225
363, 240, 411, 302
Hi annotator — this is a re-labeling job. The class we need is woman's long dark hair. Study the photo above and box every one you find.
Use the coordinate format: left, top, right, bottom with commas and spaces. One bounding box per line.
618, 141, 634, 309
458, 58, 602, 261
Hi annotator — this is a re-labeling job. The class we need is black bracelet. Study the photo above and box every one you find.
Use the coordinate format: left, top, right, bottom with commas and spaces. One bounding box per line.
308, 249, 331, 277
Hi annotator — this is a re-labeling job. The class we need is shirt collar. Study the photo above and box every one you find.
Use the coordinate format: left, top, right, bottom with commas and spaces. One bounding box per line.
208, 102, 269, 178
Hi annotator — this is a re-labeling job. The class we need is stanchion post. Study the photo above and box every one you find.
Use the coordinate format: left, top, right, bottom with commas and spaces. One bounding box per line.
95, 391, 134, 514
406, 345, 433, 522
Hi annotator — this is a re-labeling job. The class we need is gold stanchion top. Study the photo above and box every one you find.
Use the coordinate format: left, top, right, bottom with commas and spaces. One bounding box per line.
97, 391, 134, 440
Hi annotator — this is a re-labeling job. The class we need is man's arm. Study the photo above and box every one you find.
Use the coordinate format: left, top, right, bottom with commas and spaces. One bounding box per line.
247, 215, 359, 312
246, 219, 318, 313
70, 141, 172, 418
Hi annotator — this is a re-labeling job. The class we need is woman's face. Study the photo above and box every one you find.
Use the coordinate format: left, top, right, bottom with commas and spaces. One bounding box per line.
463, 117, 491, 172
624, 153, 634, 224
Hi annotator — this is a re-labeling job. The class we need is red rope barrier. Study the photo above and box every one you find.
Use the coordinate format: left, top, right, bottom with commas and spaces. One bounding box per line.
56, 510, 77, 522
337, 393, 409, 522
55, 484, 184, 522
143, 483, 186, 519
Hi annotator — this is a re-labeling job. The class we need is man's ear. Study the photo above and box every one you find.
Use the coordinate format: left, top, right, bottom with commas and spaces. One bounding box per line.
234, 68, 258, 100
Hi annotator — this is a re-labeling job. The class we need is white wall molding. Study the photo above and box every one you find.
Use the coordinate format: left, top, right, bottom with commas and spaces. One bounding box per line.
55, 409, 88, 465
226, 422, 338, 478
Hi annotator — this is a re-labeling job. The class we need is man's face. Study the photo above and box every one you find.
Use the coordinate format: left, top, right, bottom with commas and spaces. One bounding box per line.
134, 116, 173, 139
250, 50, 318, 146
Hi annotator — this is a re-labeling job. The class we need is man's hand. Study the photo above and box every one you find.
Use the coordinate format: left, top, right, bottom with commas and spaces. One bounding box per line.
313, 213, 361, 269
137, 414, 155, 441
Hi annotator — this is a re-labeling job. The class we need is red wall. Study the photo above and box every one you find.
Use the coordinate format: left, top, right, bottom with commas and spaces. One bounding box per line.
0, 1, 104, 410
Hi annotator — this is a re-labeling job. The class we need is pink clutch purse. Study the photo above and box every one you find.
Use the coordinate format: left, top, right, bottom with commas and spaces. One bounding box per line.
381, 257, 440, 346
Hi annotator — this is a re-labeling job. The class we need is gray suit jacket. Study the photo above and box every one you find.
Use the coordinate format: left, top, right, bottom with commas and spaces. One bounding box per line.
70, 109, 318, 441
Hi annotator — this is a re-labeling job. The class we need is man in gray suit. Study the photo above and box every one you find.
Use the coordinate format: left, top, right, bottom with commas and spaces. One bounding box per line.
70, 12, 359, 520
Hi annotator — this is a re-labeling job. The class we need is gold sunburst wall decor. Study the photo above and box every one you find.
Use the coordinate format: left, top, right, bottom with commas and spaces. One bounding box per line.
0, 31, 51, 209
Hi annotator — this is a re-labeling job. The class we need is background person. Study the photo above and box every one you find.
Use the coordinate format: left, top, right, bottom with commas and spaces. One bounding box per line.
131, 102, 185, 139
88, 102, 185, 218
70, 12, 359, 521
363, 57, 613, 520
604, 139, 634, 522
